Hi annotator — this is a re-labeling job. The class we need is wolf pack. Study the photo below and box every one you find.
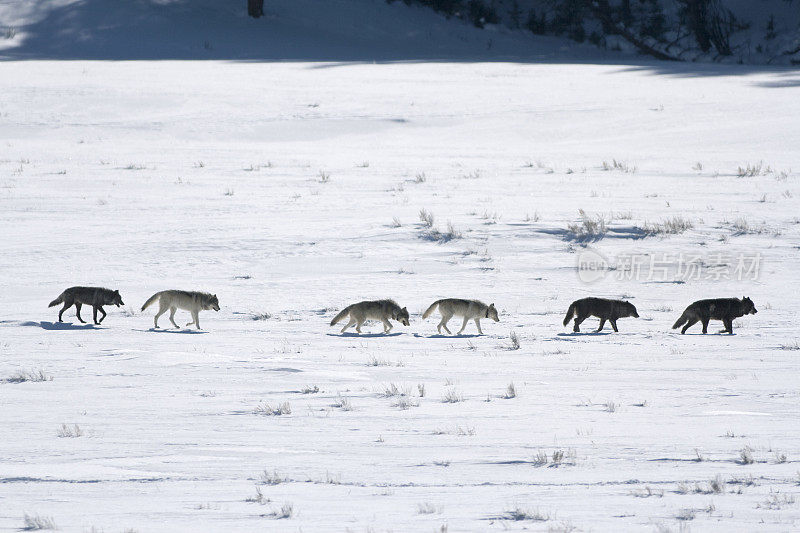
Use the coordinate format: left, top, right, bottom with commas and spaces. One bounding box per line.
47, 286, 758, 336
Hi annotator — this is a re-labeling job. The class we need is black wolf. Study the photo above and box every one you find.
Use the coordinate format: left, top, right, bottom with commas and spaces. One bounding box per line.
48, 286, 124, 324
672, 297, 757, 334
563, 297, 639, 332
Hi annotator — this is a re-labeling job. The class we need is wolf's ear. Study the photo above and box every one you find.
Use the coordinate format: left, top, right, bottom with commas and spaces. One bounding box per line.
214, 294, 217, 298
115, 290, 120, 294
402, 307, 407, 312
490, 303, 495, 308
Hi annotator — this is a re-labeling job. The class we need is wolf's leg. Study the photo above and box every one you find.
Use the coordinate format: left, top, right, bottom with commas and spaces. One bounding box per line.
701, 318, 709, 334
355, 318, 364, 334
97, 306, 107, 323
474, 318, 483, 335
610, 319, 618, 333
168, 307, 179, 328
596, 318, 606, 332
186, 311, 200, 329
58, 301, 73, 322
681, 318, 698, 334
439, 312, 453, 335
75, 302, 86, 323
723, 318, 733, 334
153, 302, 167, 328
340, 317, 356, 333
381, 318, 393, 333
573, 314, 587, 333
456, 316, 469, 335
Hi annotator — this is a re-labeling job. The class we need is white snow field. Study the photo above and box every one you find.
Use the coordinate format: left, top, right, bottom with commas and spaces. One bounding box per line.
2, 3, 800, 533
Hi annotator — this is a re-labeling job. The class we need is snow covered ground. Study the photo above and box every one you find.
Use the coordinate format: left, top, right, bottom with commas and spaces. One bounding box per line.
2, 3, 800, 532
1, 58, 799, 533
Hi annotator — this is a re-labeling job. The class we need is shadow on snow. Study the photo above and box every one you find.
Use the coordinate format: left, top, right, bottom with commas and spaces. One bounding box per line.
135, 328, 208, 334
327, 332, 403, 338
23, 321, 100, 330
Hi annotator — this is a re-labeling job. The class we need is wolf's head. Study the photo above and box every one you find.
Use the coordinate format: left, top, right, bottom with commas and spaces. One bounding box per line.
110, 289, 124, 307
486, 303, 500, 322
207, 294, 220, 312
742, 296, 757, 315
396, 306, 410, 326
624, 302, 639, 318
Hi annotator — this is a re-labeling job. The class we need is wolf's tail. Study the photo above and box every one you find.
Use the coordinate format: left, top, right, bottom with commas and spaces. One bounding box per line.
141, 292, 161, 312
422, 300, 442, 320
329, 306, 350, 326
672, 310, 690, 329
563, 302, 577, 326
48, 292, 64, 307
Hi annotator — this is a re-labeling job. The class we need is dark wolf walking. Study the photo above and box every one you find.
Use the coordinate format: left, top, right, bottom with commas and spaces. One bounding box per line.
563, 297, 639, 333
330, 299, 410, 334
48, 286, 124, 324
672, 297, 757, 334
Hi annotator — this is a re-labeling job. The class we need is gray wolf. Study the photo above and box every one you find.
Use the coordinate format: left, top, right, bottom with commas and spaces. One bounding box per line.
329, 300, 410, 334
563, 297, 639, 332
672, 296, 757, 334
422, 299, 499, 335
141, 290, 220, 330
48, 286, 124, 324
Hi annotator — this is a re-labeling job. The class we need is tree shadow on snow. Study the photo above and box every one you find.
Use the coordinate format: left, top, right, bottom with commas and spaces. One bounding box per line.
25, 321, 99, 331
0, 0, 796, 89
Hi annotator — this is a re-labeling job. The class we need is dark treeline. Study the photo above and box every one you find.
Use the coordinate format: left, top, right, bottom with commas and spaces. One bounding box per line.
385, 0, 764, 60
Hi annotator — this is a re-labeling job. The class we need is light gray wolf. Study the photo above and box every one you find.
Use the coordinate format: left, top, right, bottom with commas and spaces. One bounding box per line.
563, 297, 639, 332
141, 290, 220, 330
329, 299, 410, 334
48, 286, 124, 324
422, 299, 499, 335
672, 296, 757, 334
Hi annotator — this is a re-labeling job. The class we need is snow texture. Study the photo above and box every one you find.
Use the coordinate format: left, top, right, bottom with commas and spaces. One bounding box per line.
1, 1, 800, 532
